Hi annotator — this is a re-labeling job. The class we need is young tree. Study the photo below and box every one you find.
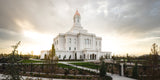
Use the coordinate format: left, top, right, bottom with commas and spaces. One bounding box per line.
111, 63, 114, 74
44, 44, 58, 74
126, 53, 130, 63
49, 44, 56, 60
99, 61, 107, 77
99, 56, 105, 62
132, 62, 138, 79
50, 44, 58, 74
148, 43, 160, 79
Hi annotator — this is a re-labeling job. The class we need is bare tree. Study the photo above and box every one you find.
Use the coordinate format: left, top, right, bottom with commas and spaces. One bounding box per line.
4, 41, 23, 80
147, 43, 160, 80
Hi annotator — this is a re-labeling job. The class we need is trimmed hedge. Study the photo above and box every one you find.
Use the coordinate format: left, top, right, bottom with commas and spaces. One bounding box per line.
33, 74, 92, 79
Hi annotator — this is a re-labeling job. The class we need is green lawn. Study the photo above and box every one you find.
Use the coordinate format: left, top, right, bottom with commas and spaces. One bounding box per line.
70, 62, 100, 69
19, 59, 43, 63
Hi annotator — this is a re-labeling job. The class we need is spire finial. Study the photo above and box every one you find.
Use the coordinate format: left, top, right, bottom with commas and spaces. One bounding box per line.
74, 10, 80, 16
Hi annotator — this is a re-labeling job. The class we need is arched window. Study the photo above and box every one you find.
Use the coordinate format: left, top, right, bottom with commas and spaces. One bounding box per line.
92, 54, 94, 60
69, 47, 71, 50
80, 55, 82, 59
95, 55, 96, 60
77, 19, 79, 23
75, 53, 77, 60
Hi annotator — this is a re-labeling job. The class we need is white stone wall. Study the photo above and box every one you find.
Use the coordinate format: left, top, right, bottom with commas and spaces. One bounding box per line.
58, 35, 65, 50
52, 33, 104, 60
64, 35, 78, 51
95, 39, 102, 51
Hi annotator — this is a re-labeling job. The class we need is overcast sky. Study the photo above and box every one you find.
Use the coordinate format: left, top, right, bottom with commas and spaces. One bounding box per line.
0, 0, 160, 56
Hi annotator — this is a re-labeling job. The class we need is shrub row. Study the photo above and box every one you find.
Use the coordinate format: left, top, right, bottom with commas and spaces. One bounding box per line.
33, 74, 92, 79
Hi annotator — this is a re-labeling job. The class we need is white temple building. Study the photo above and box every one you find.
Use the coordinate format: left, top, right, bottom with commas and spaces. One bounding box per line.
40, 10, 111, 60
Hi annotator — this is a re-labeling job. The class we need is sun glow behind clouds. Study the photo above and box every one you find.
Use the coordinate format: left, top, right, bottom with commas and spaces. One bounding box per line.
102, 35, 130, 55
21, 30, 53, 55
15, 19, 53, 55
101, 33, 151, 56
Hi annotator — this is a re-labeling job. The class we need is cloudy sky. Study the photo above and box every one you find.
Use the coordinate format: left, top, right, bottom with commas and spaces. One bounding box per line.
0, 0, 160, 56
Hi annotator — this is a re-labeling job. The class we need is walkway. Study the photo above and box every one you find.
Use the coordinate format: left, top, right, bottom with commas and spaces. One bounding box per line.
60, 62, 136, 80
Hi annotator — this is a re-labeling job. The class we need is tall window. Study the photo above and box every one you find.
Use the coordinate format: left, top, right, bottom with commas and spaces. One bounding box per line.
77, 19, 79, 23
74, 39, 76, 44
96, 41, 97, 46
85, 38, 92, 47
87, 39, 89, 44
85, 39, 90, 45
69, 47, 71, 50
86, 39, 89, 44
74, 47, 76, 50
69, 38, 71, 44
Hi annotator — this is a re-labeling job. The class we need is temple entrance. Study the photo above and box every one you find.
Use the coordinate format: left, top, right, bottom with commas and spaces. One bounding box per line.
90, 54, 96, 60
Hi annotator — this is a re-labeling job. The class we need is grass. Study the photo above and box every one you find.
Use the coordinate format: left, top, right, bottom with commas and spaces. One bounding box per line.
70, 62, 100, 69
19, 59, 43, 63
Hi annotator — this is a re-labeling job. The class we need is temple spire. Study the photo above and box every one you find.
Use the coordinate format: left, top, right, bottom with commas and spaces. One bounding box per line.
74, 10, 80, 16
73, 10, 81, 26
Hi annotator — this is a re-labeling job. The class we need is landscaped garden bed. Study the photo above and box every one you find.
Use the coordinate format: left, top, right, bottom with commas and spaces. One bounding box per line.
24, 73, 94, 79
0, 63, 102, 79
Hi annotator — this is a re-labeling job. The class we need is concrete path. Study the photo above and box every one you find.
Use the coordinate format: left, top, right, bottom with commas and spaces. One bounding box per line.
60, 62, 136, 80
